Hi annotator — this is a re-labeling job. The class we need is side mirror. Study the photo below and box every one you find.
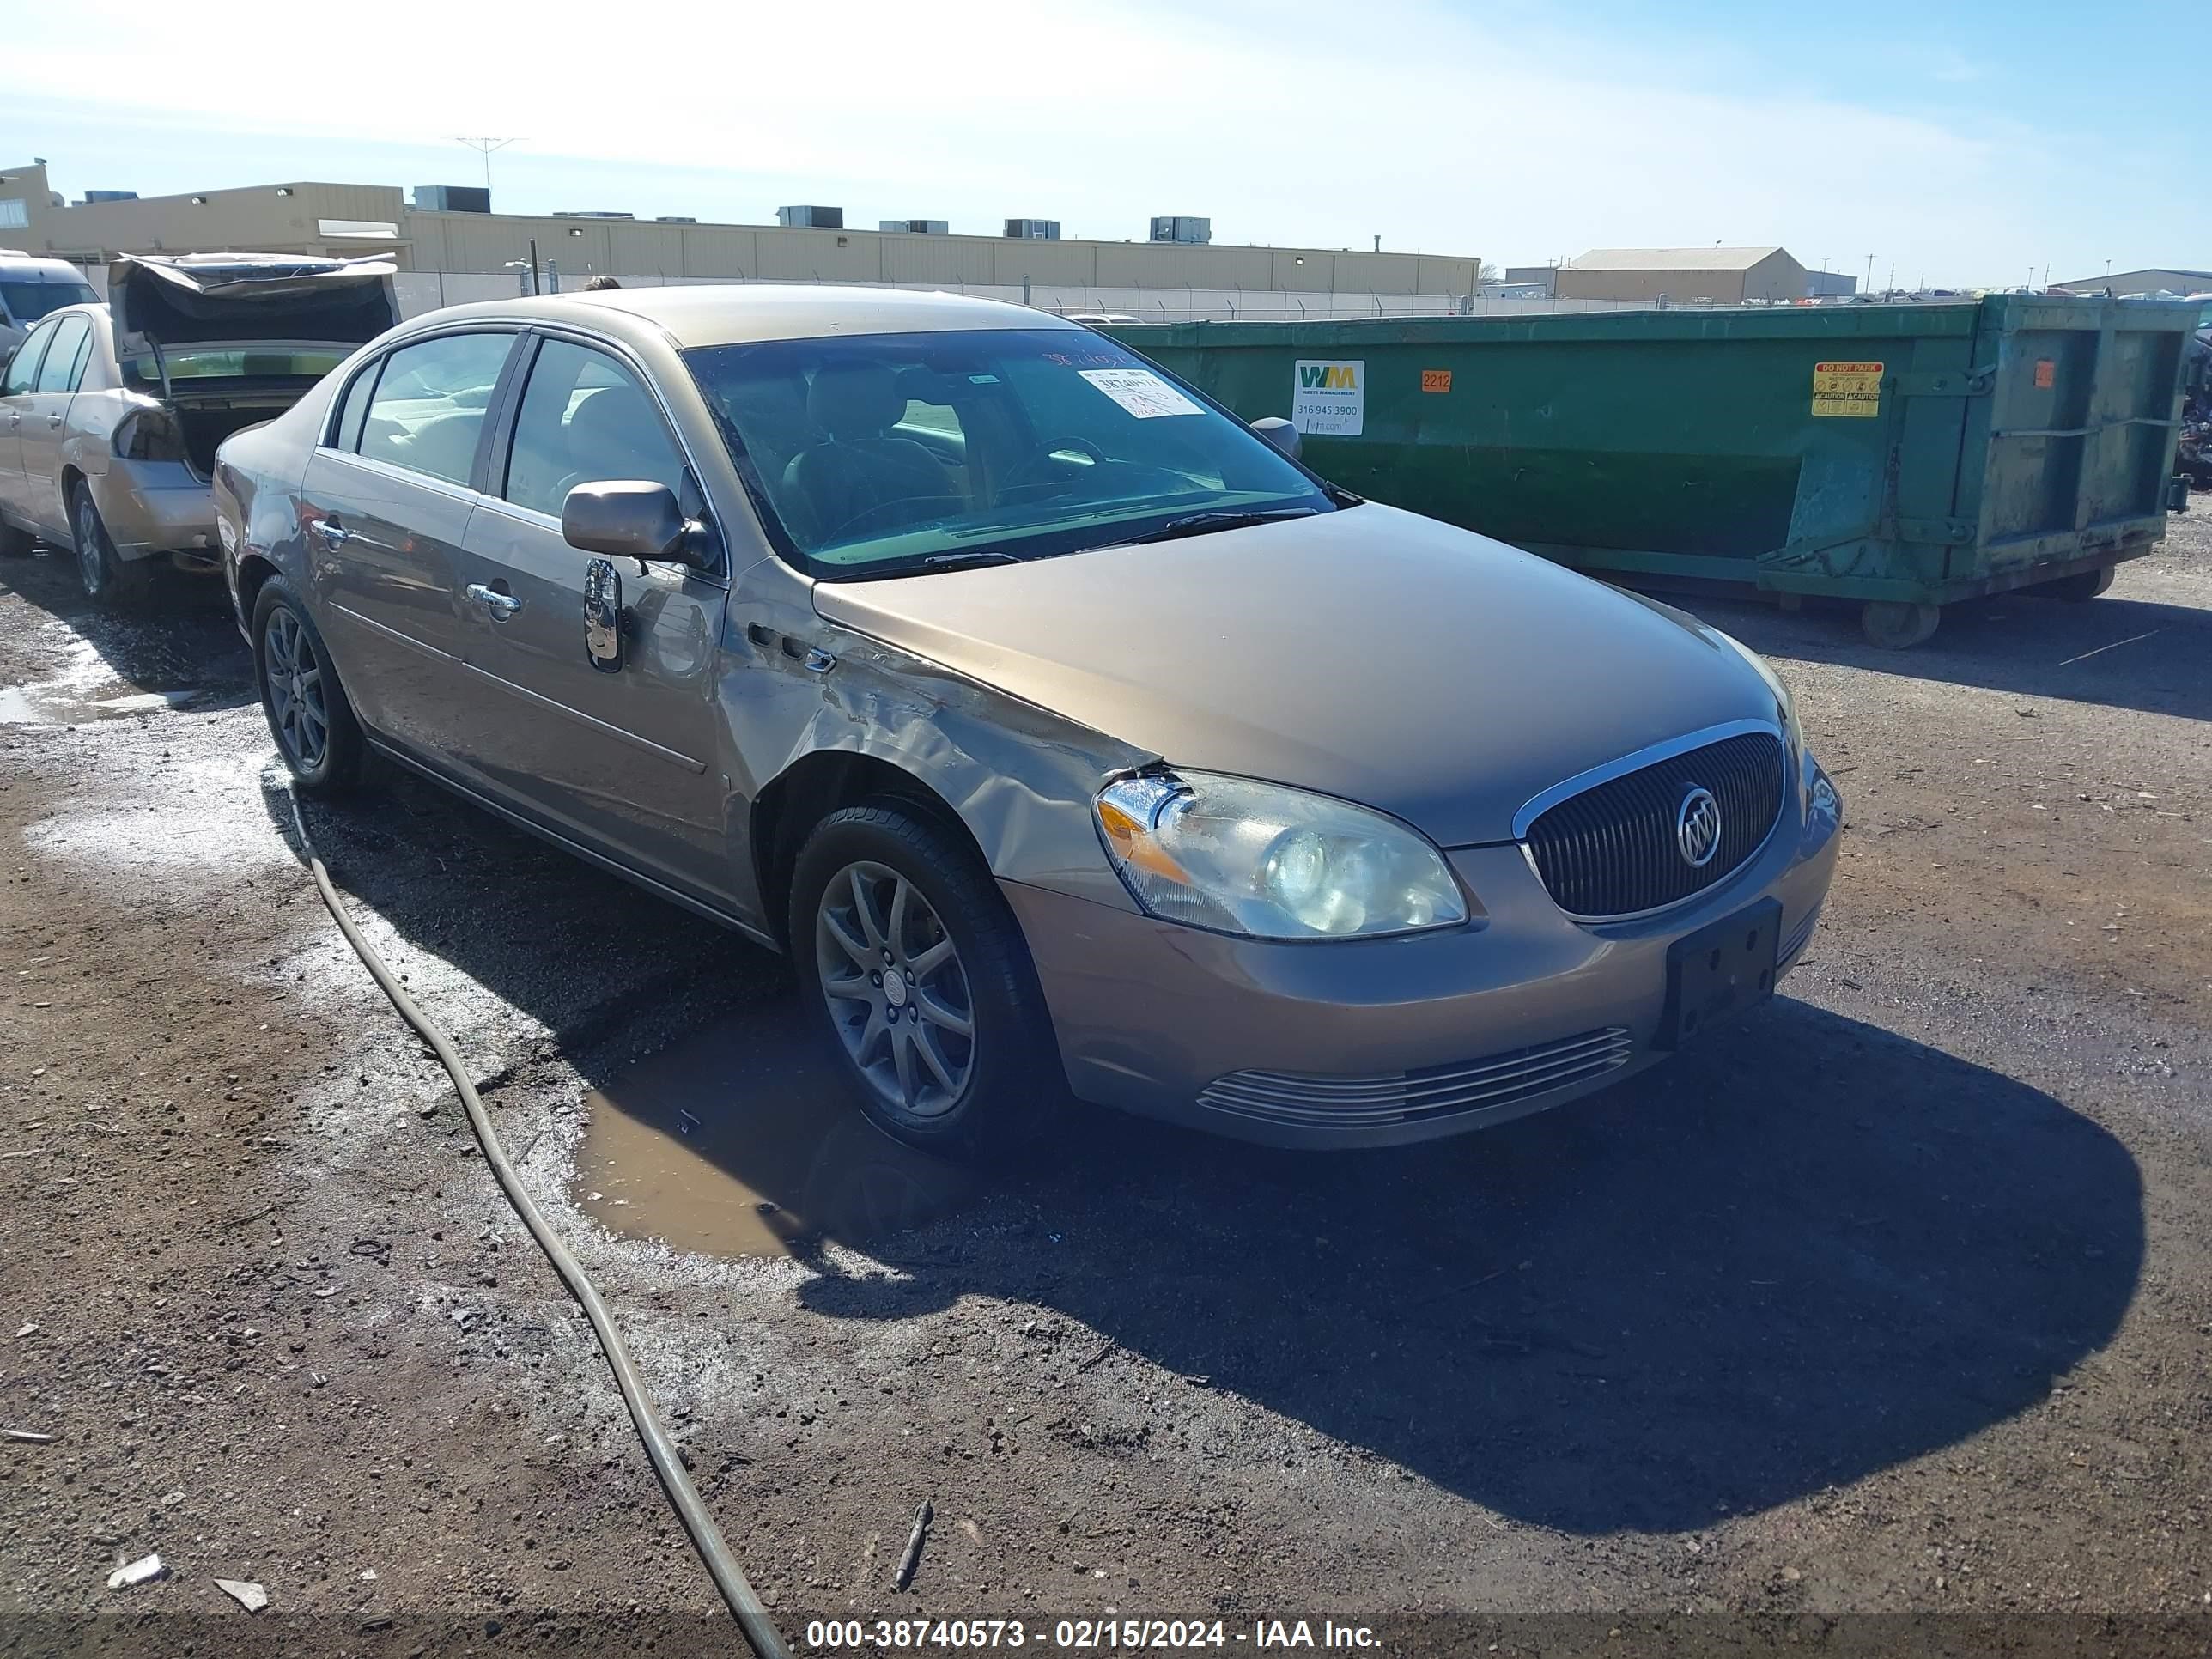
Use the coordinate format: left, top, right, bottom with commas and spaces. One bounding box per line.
561, 480, 710, 570
1251, 416, 1302, 462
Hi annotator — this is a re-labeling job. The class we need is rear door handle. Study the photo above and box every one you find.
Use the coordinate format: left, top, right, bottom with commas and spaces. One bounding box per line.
310, 518, 351, 547
46, 413, 64, 428
466, 582, 522, 618
4, 412, 18, 429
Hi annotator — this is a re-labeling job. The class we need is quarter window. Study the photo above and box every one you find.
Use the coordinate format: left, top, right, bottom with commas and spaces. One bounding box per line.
502, 338, 687, 519
33, 315, 89, 393
2, 319, 55, 396
355, 332, 515, 488
63, 322, 94, 391
330, 359, 380, 453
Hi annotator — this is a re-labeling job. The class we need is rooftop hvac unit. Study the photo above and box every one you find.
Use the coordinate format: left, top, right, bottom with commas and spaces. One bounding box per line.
415, 185, 490, 213
777, 204, 844, 229
878, 219, 950, 234
555, 210, 635, 219
82, 190, 140, 204
1005, 218, 1060, 240
656, 216, 699, 224
1150, 216, 1212, 245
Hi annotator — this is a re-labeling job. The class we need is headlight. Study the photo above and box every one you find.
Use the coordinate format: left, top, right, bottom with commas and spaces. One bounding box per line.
1095, 769, 1469, 939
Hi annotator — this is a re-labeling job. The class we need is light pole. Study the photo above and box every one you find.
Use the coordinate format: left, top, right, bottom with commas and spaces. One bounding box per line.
1864, 253, 1875, 296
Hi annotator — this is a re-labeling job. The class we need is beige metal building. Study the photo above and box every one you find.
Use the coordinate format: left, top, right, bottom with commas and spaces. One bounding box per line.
0, 161, 1478, 297
2051, 268, 2212, 296
1554, 246, 1812, 305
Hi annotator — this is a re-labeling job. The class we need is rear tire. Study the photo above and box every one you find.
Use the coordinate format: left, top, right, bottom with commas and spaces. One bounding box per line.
252, 574, 366, 794
790, 804, 1065, 1161
2027, 564, 2115, 602
1860, 600, 1941, 649
69, 486, 153, 609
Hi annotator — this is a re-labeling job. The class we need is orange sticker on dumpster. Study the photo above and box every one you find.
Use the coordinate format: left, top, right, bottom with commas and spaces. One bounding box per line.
1811, 361, 1884, 418
2034, 358, 2055, 389
1420, 368, 1452, 393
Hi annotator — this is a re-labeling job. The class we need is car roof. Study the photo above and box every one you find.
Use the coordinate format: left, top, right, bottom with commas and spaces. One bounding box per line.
408, 283, 1081, 350
0, 262, 97, 283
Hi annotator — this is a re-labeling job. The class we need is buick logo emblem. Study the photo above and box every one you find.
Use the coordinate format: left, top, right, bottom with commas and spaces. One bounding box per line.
1676, 787, 1723, 868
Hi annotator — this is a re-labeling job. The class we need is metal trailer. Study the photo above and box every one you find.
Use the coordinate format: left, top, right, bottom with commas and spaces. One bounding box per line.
1104, 296, 2197, 647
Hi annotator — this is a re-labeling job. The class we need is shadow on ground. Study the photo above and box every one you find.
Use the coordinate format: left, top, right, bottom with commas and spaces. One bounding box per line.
0, 541, 252, 716
258, 762, 2144, 1540
1663, 584, 2209, 722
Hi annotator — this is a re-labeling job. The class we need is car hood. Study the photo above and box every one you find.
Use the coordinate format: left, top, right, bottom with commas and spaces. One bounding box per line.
811, 504, 1782, 848
110, 252, 399, 353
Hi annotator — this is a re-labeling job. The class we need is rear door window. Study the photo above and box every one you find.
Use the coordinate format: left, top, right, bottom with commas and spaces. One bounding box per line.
33, 315, 89, 393
356, 331, 515, 488
501, 338, 687, 518
2, 319, 55, 397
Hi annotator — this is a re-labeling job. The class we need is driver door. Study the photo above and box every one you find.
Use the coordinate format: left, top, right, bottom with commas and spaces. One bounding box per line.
451, 332, 737, 910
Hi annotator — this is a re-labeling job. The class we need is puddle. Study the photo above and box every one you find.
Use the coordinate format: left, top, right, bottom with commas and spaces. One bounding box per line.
0, 681, 204, 725
574, 1004, 977, 1258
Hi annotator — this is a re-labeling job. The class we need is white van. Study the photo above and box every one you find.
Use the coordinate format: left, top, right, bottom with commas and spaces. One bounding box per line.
0, 252, 99, 354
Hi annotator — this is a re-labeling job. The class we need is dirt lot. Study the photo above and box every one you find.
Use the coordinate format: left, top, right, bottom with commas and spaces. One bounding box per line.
2, 513, 2209, 1656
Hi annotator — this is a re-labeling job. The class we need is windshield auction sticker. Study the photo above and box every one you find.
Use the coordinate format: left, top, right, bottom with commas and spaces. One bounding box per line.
1292, 360, 1364, 435
1078, 368, 1205, 419
1811, 360, 1884, 417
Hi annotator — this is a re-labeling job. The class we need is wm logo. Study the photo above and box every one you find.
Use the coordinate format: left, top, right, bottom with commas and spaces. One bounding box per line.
1298, 364, 1358, 390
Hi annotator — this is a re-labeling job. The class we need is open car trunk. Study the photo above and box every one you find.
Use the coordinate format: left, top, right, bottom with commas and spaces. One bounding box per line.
112, 252, 398, 352
173, 397, 304, 478
111, 253, 399, 477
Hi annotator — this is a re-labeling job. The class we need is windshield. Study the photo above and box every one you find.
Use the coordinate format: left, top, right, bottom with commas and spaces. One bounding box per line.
684, 327, 1334, 578
0, 280, 99, 325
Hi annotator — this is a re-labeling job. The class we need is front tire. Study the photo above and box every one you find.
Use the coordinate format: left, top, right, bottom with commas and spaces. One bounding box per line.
252, 575, 365, 793
791, 805, 1064, 1159
70, 486, 153, 609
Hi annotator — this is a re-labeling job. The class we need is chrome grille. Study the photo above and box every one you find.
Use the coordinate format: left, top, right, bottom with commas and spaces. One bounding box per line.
1197, 1027, 1633, 1130
1524, 732, 1786, 919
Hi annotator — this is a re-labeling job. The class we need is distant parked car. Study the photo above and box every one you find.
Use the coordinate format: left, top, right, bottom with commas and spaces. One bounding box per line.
0, 253, 397, 605
0, 252, 100, 356
215, 284, 1841, 1157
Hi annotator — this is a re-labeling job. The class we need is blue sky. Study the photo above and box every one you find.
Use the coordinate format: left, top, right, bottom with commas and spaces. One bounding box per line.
3, 0, 2202, 289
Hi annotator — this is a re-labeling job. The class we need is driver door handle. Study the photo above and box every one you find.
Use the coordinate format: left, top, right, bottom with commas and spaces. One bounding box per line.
310, 518, 351, 547
467, 582, 522, 618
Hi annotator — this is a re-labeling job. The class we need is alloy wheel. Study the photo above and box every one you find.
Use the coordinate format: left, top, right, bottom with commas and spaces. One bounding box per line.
263, 607, 331, 773
815, 860, 977, 1121
72, 496, 106, 596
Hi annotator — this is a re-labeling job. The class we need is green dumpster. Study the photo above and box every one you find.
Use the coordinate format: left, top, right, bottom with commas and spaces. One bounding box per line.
1103, 297, 2195, 647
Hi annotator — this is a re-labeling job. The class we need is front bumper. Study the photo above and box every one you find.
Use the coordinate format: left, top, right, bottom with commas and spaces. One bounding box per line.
1005, 751, 1843, 1148
92, 463, 219, 561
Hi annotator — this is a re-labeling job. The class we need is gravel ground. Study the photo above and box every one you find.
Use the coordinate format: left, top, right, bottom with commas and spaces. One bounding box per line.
1, 511, 2209, 1656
